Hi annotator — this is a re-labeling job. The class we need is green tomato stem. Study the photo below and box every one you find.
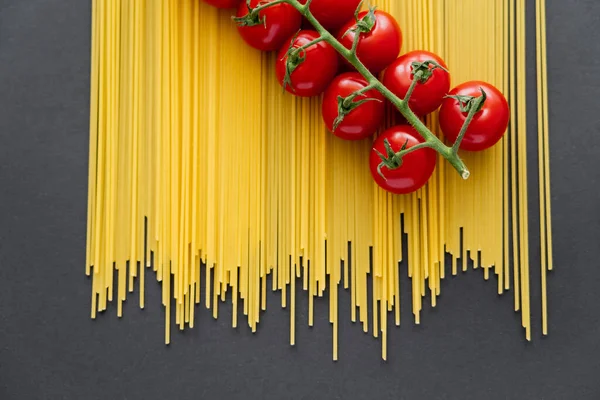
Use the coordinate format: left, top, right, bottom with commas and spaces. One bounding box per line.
401, 72, 421, 105
350, 28, 361, 54
341, 82, 377, 108
450, 95, 485, 154
292, 36, 325, 56
302, 0, 314, 10
249, 0, 288, 15
394, 141, 433, 157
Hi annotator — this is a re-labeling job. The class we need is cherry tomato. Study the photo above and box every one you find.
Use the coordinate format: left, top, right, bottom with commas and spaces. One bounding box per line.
202, 0, 241, 9
337, 10, 402, 74
439, 81, 509, 151
369, 125, 436, 194
298, 0, 362, 32
235, 0, 302, 52
321, 72, 384, 140
382, 50, 450, 116
275, 30, 339, 97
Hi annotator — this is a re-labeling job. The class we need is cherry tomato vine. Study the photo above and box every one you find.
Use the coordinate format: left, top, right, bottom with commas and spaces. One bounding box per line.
205, 0, 510, 194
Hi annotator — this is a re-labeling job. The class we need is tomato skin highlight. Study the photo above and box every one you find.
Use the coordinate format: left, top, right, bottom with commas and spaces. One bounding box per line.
322, 73, 385, 140
275, 30, 339, 97
337, 10, 402, 74
298, 0, 362, 32
235, 0, 302, 52
439, 81, 510, 151
383, 50, 450, 116
202, 0, 242, 9
369, 125, 436, 194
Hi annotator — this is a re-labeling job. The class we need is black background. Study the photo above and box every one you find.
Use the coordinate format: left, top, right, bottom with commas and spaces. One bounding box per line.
1, 0, 598, 399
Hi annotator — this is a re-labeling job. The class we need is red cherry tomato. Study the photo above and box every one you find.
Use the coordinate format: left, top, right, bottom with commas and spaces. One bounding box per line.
275, 30, 339, 97
202, 0, 241, 9
337, 10, 402, 74
235, 0, 302, 51
439, 81, 509, 151
369, 125, 436, 194
322, 72, 385, 140
298, 0, 362, 32
383, 50, 450, 116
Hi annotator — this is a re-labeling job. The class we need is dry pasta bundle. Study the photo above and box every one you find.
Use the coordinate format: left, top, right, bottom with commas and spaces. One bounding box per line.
86, 0, 553, 360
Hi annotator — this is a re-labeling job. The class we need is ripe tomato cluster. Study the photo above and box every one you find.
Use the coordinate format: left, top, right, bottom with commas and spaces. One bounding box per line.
202, 0, 510, 195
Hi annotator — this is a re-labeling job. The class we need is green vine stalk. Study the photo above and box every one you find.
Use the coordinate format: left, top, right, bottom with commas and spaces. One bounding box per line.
240, 0, 487, 180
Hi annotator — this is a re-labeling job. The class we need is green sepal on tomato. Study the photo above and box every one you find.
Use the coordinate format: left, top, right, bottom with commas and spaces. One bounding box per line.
202, 0, 242, 9
369, 125, 436, 194
439, 81, 509, 151
322, 72, 385, 140
383, 50, 450, 116
337, 9, 402, 74
235, 0, 301, 51
275, 30, 339, 97
298, 0, 363, 32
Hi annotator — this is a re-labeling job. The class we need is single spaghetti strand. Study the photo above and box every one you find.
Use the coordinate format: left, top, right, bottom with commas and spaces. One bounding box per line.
119, 0, 132, 302
86, 0, 99, 277
101, 0, 115, 310
535, 0, 548, 336
191, 0, 200, 311
509, 0, 520, 313
522, 0, 532, 341
540, 0, 553, 274
180, 0, 193, 308
90, 0, 104, 318
540, 0, 552, 334
502, 0, 511, 292
517, 0, 531, 340
130, 0, 142, 297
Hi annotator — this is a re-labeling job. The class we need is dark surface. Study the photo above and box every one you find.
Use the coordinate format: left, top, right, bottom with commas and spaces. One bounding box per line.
0, 0, 598, 399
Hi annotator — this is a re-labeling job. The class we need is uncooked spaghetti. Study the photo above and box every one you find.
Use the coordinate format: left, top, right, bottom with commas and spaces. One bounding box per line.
86, 0, 553, 360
